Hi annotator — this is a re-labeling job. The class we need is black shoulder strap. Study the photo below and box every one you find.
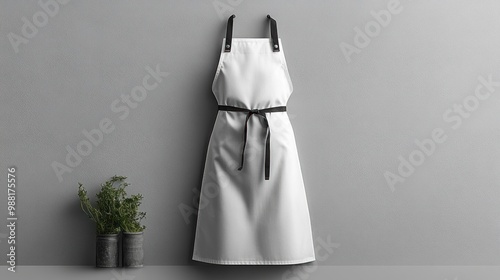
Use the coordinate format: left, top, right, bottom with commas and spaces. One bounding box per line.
225, 14, 279, 52
267, 15, 280, 52
224, 14, 235, 52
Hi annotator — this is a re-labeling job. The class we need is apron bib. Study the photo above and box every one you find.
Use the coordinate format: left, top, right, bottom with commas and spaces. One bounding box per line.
192, 15, 315, 265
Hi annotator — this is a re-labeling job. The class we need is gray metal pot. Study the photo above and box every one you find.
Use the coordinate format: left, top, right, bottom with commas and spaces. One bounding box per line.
122, 232, 144, 267
96, 234, 119, 268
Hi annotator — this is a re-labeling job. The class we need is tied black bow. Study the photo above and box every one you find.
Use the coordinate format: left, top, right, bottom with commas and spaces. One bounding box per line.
218, 105, 287, 180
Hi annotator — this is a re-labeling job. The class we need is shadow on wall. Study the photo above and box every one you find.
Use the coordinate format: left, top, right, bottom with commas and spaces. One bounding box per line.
65, 190, 97, 265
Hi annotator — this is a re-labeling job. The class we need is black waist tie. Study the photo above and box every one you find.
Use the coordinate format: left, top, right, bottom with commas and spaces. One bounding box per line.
218, 105, 287, 180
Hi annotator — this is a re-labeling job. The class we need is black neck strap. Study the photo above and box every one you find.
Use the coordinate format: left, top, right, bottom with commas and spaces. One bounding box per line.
224, 14, 280, 52
267, 15, 280, 52
224, 14, 235, 52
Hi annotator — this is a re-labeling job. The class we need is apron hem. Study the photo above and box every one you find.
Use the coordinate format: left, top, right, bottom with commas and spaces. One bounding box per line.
192, 255, 316, 265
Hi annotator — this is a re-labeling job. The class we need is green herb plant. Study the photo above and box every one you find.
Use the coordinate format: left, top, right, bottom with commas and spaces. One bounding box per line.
77, 175, 146, 234
77, 175, 127, 235
118, 192, 147, 233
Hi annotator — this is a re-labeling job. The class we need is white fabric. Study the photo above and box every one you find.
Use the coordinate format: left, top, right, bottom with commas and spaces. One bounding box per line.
192, 38, 315, 265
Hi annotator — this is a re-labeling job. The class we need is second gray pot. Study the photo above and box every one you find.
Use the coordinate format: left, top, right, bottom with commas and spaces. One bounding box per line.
122, 232, 144, 267
96, 234, 119, 268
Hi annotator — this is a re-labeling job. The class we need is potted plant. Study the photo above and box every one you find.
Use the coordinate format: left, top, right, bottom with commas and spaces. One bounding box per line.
118, 183, 146, 268
77, 175, 126, 268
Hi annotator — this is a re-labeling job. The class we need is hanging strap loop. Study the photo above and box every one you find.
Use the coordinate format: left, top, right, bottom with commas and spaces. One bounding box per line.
224, 14, 235, 52
218, 105, 287, 180
267, 15, 280, 52
224, 15, 280, 52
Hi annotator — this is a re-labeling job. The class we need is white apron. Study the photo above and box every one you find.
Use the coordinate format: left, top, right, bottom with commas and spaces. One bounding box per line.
192, 15, 315, 265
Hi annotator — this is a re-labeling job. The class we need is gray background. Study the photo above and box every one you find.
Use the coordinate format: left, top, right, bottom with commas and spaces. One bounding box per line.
1, 0, 500, 266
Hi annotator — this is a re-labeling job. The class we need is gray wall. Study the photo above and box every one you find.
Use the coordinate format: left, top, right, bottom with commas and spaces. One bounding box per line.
1, 0, 500, 266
